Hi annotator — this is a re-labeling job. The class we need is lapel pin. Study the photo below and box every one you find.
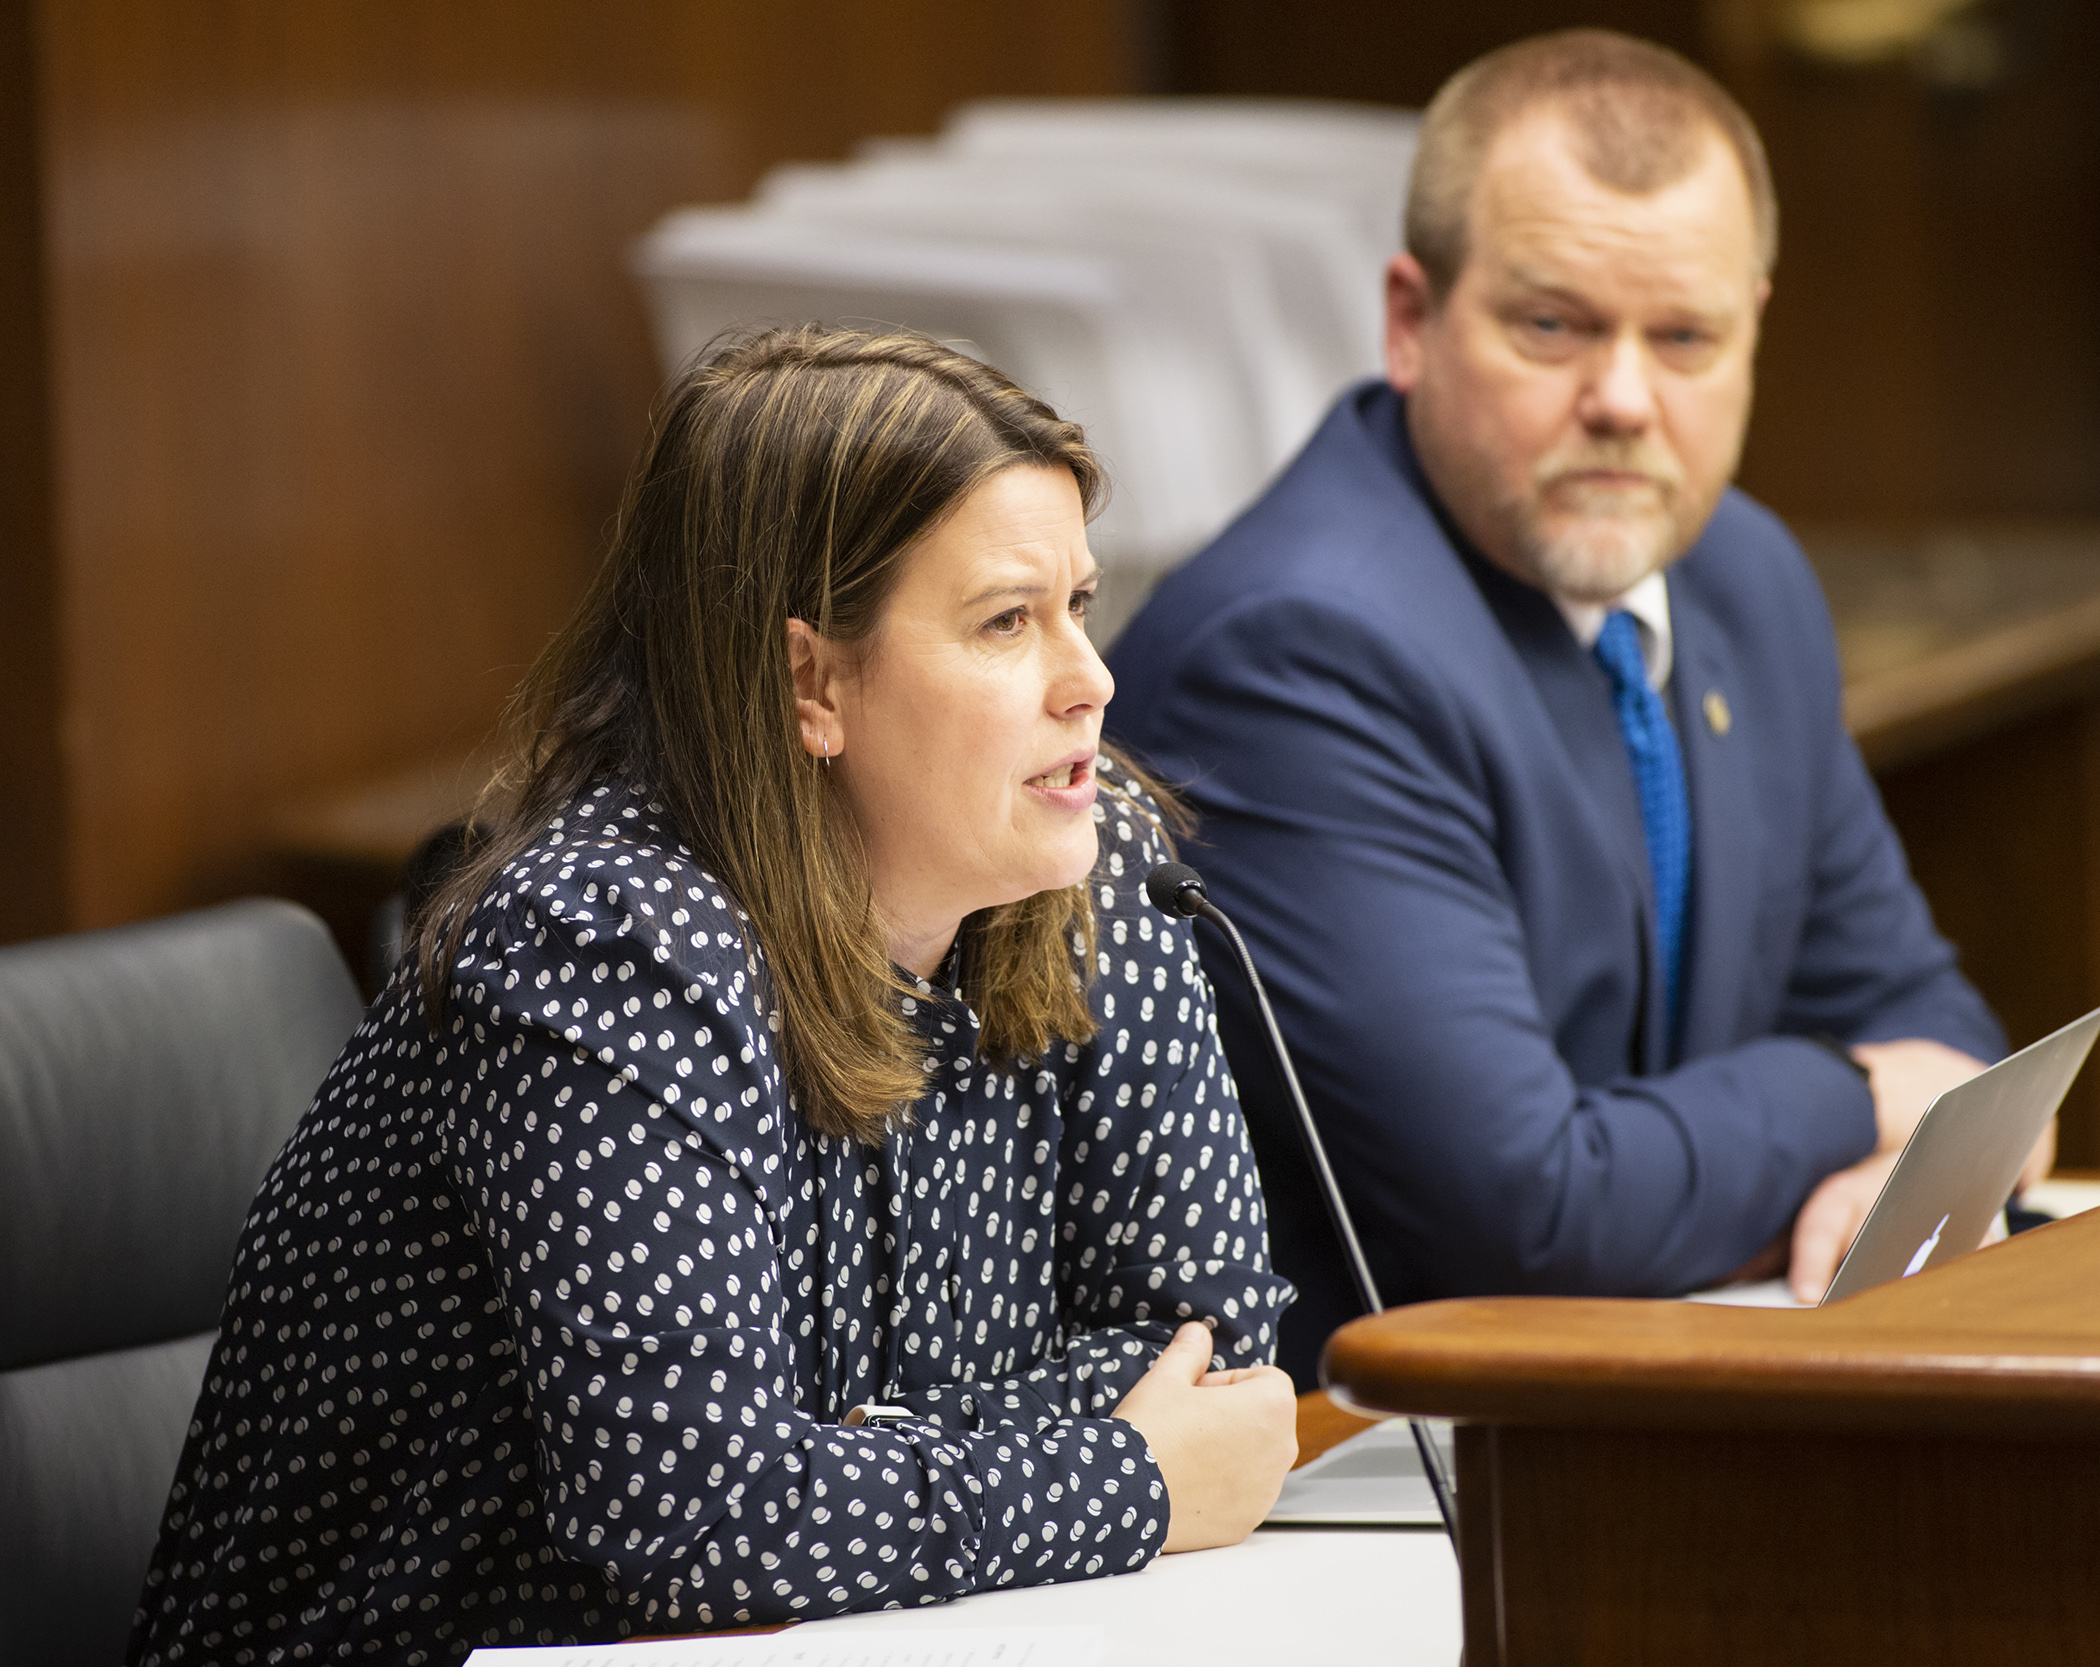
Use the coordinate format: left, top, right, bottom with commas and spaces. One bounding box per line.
1703, 689, 1733, 737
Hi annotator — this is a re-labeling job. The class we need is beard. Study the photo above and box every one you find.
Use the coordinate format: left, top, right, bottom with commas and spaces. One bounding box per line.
1501, 442, 1695, 604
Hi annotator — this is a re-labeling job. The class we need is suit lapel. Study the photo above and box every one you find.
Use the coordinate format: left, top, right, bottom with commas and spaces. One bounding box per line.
1671, 588, 1759, 1062
1469, 556, 1669, 1072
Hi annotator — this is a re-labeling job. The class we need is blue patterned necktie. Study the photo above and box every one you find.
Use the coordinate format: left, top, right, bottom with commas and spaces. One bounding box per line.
1593, 610, 1692, 1031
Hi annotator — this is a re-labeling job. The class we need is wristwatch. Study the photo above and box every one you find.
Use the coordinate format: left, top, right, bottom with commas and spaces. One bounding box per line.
1808, 1033, 1872, 1080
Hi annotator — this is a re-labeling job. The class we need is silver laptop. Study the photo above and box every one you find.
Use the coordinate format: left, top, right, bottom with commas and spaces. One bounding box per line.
1264, 1416, 1453, 1528
1820, 1005, 2100, 1303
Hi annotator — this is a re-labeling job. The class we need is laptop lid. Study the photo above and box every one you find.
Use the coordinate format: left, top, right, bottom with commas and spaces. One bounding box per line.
1821, 1006, 2100, 1305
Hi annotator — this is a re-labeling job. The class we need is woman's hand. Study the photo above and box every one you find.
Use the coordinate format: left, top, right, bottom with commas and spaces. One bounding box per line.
1112, 1321, 1298, 1552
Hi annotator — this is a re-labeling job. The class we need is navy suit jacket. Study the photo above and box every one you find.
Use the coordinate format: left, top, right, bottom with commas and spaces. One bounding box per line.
1106, 382, 2004, 1383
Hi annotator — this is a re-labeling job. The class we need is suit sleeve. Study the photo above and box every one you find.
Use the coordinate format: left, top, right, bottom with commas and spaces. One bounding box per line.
1145, 593, 1882, 1301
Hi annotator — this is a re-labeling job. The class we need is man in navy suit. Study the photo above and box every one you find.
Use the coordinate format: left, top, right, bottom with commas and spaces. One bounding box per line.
1107, 30, 2048, 1384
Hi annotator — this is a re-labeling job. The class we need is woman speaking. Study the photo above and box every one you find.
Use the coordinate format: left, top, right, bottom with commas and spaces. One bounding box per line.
132, 327, 1297, 1663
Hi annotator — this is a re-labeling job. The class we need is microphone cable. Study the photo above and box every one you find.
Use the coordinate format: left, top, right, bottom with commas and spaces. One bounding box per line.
1144, 860, 1460, 1545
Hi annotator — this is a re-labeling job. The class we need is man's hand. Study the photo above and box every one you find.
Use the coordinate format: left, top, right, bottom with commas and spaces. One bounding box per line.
1112, 1321, 1297, 1552
1789, 1039, 1987, 1304
1850, 1038, 1989, 1152
1787, 1117, 2055, 1302
1788, 1147, 1901, 1303
2018, 1118, 2058, 1195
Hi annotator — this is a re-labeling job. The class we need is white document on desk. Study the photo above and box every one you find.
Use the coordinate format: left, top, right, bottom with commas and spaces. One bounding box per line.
1262, 1416, 1454, 1526
463, 1625, 1101, 1666
803, 1531, 1462, 1666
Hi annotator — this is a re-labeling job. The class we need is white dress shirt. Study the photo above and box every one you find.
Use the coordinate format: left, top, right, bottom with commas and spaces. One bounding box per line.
1553, 568, 1674, 693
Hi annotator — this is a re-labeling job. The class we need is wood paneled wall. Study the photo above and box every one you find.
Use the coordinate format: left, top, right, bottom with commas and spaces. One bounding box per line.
1723, 11, 2100, 521
0, 3, 64, 944
9, 0, 1139, 941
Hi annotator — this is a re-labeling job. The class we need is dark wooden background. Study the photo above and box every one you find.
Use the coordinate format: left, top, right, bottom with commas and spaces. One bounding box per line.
5, 0, 2097, 1148
0, 0, 1139, 945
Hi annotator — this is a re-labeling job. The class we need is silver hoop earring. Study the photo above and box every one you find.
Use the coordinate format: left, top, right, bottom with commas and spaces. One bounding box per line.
821, 736, 831, 769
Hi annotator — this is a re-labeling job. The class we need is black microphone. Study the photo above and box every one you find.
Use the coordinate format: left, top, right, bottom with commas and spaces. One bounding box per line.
1144, 860, 1460, 1543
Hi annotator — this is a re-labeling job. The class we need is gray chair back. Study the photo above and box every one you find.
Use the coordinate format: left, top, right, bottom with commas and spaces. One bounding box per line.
0, 901, 363, 1667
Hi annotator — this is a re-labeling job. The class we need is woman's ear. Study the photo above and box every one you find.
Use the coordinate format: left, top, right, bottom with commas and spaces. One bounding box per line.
785, 618, 846, 760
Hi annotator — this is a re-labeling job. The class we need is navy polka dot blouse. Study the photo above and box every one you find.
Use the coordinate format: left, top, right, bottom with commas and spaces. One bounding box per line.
131, 761, 1289, 1663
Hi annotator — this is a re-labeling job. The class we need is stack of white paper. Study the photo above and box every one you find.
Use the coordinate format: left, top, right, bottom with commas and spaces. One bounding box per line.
630, 97, 1419, 640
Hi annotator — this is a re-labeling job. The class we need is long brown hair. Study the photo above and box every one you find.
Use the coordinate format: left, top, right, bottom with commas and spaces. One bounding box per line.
410, 325, 1169, 1141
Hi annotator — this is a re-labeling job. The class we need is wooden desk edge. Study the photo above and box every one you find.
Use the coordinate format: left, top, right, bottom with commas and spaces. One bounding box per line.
1323, 1209, 2100, 1437
1847, 591, 2100, 771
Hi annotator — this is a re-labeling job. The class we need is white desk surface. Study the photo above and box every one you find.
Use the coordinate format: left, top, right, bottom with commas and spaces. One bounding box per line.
2019, 1174, 2100, 1219
801, 1528, 1462, 1665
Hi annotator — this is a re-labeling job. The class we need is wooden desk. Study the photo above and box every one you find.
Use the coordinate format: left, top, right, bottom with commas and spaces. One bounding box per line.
1815, 526, 2100, 773
266, 751, 496, 993
1323, 1207, 2100, 1665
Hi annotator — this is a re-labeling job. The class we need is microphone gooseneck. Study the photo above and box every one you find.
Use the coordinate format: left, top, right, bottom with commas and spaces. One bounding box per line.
1144, 859, 1460, 1545
1145, 866, 1382, 1315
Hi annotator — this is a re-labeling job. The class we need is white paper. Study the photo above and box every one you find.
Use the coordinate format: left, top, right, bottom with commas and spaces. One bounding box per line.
463, 1624, 1102, 1667
2017, 1175, 2100, 1219
802, 1534, 1463, 1666
1262, 1415, 1453, 1526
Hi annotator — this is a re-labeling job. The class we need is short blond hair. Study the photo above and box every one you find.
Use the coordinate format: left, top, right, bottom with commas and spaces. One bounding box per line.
1406, 29, 1778, 296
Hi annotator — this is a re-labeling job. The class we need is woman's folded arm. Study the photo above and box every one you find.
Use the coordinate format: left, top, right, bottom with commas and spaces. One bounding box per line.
446, 897, 1171, 1629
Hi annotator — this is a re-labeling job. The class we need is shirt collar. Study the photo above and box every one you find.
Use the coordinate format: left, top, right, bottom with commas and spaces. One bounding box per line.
1553, 569, 1674, 692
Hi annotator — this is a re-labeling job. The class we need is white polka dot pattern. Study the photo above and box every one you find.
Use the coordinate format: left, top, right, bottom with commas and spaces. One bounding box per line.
131, 761, 1288, 1662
